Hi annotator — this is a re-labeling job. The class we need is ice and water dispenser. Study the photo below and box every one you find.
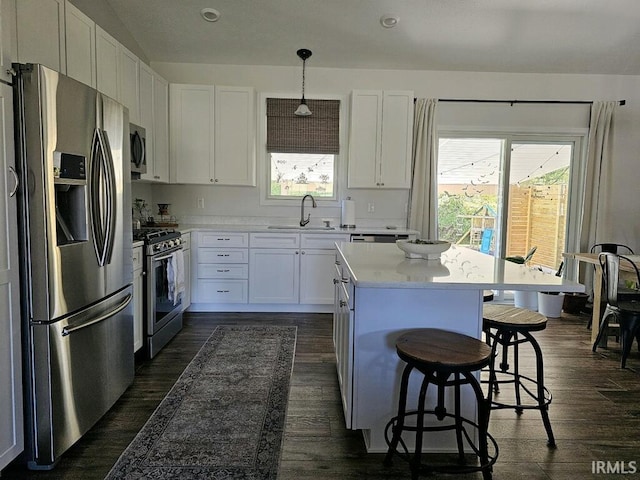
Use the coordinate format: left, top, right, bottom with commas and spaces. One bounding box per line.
54, 152, 87, 245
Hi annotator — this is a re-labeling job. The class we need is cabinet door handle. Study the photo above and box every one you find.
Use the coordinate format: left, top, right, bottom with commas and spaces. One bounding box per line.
217, 269, 230, 272
217, 254, 230, 257
217, 238, 230, 241
9, 166, 19, 197
216, 290, 230, 293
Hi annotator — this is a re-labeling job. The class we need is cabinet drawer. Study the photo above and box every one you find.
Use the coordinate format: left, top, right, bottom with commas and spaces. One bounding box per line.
181, 232, 191, 250
250, 232, 300, 248
198, 231, 248, 248
194, 279, 248, 303
198, 248, 248, 263
197, 263, 248, 279
301, 233, 351, 249
132, 246, 143, 270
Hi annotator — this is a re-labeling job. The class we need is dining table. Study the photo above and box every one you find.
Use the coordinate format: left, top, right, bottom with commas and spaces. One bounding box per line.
562, 252, 640, 345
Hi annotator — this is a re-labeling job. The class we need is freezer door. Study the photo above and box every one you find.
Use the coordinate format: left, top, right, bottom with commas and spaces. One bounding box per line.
26, 286, 134, 468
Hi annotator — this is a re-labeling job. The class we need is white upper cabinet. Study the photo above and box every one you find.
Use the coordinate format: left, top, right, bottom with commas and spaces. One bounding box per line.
16, 0, 66, 73
118, 44, 139, 124
152, 73, 169, 182
170, 83, 215, 184
170, 84, 255, 186
64, 1, 95, 88
139, 64, 169, 183
95, 25, 119, 100
139, 62, 154, 165
348, 90, 414, 189
214, 86, 256, 186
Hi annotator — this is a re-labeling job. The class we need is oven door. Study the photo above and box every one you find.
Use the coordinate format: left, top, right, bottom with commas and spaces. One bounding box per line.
146, 247, 183, 336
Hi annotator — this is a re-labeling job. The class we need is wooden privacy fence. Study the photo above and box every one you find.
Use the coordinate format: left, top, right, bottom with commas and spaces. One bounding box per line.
506, 184, 568, 271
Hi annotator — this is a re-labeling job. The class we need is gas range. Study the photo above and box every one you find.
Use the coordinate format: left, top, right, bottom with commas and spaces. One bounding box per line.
133, 228, 182, 256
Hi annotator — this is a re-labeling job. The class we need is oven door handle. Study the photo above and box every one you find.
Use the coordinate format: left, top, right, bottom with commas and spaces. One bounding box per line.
152, 249, 182, 262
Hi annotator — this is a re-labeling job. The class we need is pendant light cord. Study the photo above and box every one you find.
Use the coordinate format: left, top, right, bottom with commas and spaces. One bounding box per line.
301, 58, 306, 102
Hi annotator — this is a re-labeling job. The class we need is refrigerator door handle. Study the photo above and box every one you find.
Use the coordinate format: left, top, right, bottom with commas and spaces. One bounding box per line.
61, 293, 132, 337
90, 128, 106, 264
99, 129, 117, 265
89, 128, 117, 266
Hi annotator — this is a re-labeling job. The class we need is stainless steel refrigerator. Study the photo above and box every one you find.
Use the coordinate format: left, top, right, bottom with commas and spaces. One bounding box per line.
13, 64, 134, 469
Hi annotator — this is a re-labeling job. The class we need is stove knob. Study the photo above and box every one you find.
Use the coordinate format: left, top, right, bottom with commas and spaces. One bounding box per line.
168, 240, 175, 248
154, 244, 161, 252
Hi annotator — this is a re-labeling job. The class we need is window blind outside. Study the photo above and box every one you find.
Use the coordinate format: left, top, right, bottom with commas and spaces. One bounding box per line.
266, 98, 340, 154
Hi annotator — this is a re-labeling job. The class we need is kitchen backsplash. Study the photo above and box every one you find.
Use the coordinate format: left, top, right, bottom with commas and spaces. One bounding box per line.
131, 182, 410, 228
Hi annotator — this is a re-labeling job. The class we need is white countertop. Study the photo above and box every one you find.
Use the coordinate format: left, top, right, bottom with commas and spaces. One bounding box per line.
337, 242, 585, 292
177, 224, 419, 236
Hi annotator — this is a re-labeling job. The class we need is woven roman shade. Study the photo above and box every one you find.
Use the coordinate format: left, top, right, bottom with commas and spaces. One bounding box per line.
266, 98, 340, 154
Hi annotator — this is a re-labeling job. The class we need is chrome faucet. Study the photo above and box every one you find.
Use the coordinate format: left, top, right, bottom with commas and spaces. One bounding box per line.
299, 194, 317, 227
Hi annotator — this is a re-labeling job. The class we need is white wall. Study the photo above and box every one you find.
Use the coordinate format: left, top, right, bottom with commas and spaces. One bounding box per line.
143, 62, 640, 248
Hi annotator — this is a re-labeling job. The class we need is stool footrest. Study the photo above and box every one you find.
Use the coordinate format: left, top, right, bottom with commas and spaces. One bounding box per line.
483, 371, 553, 409
384, 410, 498, 476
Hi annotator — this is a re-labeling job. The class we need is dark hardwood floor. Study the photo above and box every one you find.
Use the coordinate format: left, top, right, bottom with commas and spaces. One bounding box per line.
3, 310, 640, 479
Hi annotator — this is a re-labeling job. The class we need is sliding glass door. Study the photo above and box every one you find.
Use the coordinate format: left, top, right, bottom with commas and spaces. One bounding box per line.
437, 134, 583, 278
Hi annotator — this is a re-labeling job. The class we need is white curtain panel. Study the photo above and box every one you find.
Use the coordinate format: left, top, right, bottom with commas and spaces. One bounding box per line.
581, 101, 617, 251
408, 98, 438, 238
579, 100, 617, 290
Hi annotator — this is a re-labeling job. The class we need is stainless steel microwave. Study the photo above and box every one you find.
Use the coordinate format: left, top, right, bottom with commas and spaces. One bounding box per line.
130, 123, 147, 176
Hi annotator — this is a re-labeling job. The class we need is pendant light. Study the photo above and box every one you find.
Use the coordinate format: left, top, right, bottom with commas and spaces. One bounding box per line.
294, 49, 312, 116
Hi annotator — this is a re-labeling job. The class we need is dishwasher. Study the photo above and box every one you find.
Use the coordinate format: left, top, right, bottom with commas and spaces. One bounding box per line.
350, 233, 411, 243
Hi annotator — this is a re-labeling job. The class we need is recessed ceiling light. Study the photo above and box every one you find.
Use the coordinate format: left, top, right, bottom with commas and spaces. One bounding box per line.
380, 14, 399, 28
201, 8, 221, 23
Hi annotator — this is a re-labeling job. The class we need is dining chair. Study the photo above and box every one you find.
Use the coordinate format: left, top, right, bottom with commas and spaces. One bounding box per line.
590, 243, 634, 255
593, 253, 640, 368
586, 243, 635, 330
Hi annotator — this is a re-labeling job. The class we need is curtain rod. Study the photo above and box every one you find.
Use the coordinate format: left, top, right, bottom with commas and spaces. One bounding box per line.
434, 98, 626, 106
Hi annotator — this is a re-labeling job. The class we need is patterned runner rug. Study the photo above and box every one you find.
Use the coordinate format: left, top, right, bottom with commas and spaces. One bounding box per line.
106, 325, 297, 479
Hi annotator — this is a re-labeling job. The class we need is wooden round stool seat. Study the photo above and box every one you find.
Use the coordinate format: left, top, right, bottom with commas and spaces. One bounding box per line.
396, 329, 492, 372
483, 304, 547, 332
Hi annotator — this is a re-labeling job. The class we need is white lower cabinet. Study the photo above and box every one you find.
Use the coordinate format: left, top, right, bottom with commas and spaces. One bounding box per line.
249, 247, 300, 303
249, 232, 350, 305
192, 231, 249, 304
132, 245, 143, 352
333, 259, 354, 428
0, 80, 23, 470
189, 230, 350, 310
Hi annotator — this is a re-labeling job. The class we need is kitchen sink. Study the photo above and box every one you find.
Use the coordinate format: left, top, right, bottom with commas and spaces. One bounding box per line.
267, 225, 336, 231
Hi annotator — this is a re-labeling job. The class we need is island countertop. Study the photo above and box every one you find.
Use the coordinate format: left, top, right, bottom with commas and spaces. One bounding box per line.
337, 242, 585, 292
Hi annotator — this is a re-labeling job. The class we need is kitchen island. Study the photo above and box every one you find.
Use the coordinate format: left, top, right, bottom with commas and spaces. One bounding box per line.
333, 242, 584, 453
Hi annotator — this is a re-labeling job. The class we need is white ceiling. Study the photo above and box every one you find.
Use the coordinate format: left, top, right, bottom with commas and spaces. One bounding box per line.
103, 0, 640, 74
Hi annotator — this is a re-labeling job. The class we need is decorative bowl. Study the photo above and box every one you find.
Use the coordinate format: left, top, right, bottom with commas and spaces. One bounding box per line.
396, 239, 451, 260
